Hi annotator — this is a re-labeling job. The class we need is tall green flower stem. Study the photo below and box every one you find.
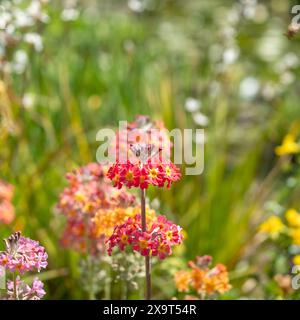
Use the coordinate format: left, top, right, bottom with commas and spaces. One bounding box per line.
84, 215, 95, 300
13, 272, 18, 300
141, 188, 151, 300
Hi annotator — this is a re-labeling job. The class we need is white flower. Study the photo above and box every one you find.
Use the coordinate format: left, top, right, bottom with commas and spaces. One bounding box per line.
241, 0, 257, 20
280, 72, 295, 85
61, 8, 79, 21
22, 92, 36, 109
261, 83, 276, 101
24, 32, 43, 51
128, 0, 144, 13
193, 112, 209, 127
27, 1, 41, 17
257, 29, 284, 62
239, 77, 260, 99
0, 11, 12, 30
14, 9, 34, 28
5, 24, 16, 35
27, 0, 49, 23
223, 47, 239, 65
185, 97, 201, 113
282, 52, 299, 68
13, 50, 28, 74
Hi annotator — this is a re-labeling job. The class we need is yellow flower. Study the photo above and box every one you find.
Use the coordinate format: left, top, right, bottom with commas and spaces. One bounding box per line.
289, 228, 300, 245
93, 206, 156, 238
258, 216, 285, 237
293, 255, 300, 265
285, 209, 300, 228
275, 134, 300, 156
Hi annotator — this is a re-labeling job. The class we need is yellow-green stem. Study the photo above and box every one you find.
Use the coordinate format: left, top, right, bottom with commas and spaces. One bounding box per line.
141, 188, 151, 300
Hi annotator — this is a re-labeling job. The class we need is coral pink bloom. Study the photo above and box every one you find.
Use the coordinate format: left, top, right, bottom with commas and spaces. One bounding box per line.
106, 214, 183, 260
144, 161, 163, 187
139, 167, 150, 189
0, 180, 15, 225
58, 163, 136, 254
159, 162, 181, 188
107, 162, 125, 189
0, 181, 14, 201
0, 200, 15, 224
122, 161, 141, 188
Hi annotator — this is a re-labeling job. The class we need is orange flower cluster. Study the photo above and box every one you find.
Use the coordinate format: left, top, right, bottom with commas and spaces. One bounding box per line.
57, 163, 136, 254
0, 180, 15, 224
93, 206, 157, 238
174, 255, 231, 299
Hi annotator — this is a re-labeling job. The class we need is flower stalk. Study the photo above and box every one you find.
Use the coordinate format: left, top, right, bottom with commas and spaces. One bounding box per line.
13, 272, 18, 300
84, 215, 95, 300
141, 188, 151, 300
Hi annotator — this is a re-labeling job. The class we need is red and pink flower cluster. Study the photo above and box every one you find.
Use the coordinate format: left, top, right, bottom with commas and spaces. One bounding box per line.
106, 214, 184, 259
57, 163, 136, 253
58, 163, 134, 217
107, 160, 181, 190
0, 180, 15, 224
106, 115, 181, 190
0, 232, 48, 273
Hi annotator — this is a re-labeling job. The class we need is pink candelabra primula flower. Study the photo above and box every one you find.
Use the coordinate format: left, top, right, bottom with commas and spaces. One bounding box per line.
107, 214, 183, 259
0, 180, 15, 225
107, 159, 181, 190
109, 115, 172, 163
57, 163, 136, 254
106, 115, 183, 300
57, 163, 139, 299
0, 232, 48, 300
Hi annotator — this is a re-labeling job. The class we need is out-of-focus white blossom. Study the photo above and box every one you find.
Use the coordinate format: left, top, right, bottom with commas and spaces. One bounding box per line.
24, 32, 43, 51
61, 0, 79, 21
280, 72, 295, 86
257, 30, 284, 62
223, 47, 239, 65
261, 83, 277, 101
276, 52, 299, 72
27, 0, 49, 23
22, 92, 36, 109
193, 112, 209, 127
128, 0, 145, 13
13, 50, 28, 74
0, 0, 49, 74
14, 9, 34, 27
0, 10, 12, 30
240, 0, 257, 20
61, 8, 79, 21
239, 77, 260, 99
252, 4, 268, 24
185, 97, 201, 113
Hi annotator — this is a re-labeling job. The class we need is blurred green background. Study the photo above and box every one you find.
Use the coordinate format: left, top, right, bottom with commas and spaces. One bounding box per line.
1, 0, 300, 299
